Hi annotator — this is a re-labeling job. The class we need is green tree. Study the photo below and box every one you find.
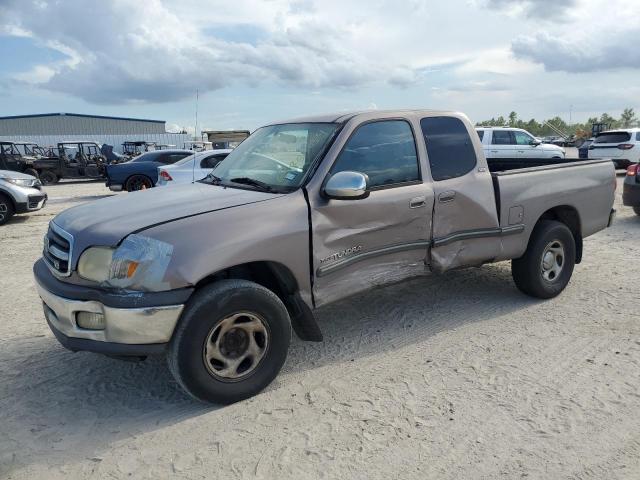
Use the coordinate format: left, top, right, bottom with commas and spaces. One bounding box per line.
508, 111, 518, 126
620, 108, 637, 127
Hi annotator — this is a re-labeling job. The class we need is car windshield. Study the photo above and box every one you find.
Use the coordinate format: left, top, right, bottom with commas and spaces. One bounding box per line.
207, 122, 338, 192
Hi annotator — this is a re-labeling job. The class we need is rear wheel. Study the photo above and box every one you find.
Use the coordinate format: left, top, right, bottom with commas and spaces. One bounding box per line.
39, 170, 58, 185
168, 279, 292, 404
512, 220, 576, 299
0, 193, 15, 226
125, 175, 153, 192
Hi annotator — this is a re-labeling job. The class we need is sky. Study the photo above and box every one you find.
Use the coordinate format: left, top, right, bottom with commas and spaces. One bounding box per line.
0, 0, 639, 133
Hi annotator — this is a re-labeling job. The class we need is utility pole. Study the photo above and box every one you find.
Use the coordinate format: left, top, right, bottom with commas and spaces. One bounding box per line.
569, 104, 572, 124
195, 89, 199, 140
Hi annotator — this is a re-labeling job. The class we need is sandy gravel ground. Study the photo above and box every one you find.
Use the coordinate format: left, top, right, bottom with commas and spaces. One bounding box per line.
1, 175, 639, 479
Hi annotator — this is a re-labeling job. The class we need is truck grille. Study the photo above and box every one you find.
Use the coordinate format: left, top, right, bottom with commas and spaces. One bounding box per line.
43, 222, 74, 277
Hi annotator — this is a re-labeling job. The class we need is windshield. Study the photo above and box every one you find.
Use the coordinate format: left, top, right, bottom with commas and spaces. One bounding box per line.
209, 122, 338, 191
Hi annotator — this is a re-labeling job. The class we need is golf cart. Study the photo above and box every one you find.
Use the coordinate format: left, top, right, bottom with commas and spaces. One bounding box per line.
0, 141, 57, 179
31, 141, 107, 185
122, 141, 156, 160
183, 141, 213, 152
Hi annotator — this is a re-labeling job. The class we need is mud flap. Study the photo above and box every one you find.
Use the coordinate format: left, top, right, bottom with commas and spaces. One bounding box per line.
287, 293, 323, 342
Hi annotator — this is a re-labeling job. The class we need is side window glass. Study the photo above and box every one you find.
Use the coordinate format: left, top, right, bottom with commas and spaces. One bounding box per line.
477, 130, 484, 141
420, 116, 478, 181
492, 131, 512, 145
331, 120, 419, 188
514, 131, 533, 145
200, 154, 227, 169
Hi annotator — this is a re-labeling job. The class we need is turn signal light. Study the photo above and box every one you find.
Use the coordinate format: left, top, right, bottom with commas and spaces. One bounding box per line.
159, 170, 173, 181
618, 144, 634, 150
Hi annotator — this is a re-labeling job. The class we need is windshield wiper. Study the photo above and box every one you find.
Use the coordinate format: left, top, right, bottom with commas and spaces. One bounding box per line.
201, 173, 222, 185
229, 177, 273, 192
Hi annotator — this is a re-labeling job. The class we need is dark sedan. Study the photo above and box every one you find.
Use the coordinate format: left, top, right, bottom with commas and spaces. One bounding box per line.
105, 149, 192, 192
623, 163, 640, 215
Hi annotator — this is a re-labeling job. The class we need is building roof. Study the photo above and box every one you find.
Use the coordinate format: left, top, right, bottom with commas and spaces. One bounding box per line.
0, 113, 165, 124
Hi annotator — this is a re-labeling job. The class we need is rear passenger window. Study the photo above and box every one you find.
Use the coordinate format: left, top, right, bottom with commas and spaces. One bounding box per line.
420, 117, 477, 181
477, 130, 484, 141
636, 132, 640, 141
200, 154, 227, 169
491, 130, 513, 145
331, 120, 419, 188
594, 132, 631, 143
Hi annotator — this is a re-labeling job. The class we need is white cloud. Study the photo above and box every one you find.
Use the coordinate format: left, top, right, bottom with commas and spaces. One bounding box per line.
0, 0, 638, 125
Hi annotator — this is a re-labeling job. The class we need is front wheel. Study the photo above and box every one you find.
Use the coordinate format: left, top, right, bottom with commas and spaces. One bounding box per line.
512, 220, 576, 299
633, 207, 640, 216
39, 170, 58, 185
24, 168, 39, 179
168, 279, 292, 404
0, 193, 15, 225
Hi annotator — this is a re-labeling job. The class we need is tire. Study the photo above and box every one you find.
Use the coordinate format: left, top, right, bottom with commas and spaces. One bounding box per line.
39, 170, 58, 185
633, 207, 640, 216
168, 279, 292, 404
24, 168, 39, 179
125, 175, 153, 192
511, 220, 576, 299
0, 193, 15, 226
551, 156, 562, 160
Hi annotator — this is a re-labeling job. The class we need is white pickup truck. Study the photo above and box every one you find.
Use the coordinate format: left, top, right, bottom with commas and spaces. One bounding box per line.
477, 127, 566, 159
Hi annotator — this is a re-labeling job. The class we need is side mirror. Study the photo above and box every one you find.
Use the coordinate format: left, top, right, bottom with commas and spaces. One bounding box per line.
323, 171, 370, 200
530, 139, 541, 146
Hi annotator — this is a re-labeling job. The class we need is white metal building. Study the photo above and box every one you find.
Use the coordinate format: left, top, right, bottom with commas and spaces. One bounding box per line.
0, 113, 190, 153
0, 113, 167, 135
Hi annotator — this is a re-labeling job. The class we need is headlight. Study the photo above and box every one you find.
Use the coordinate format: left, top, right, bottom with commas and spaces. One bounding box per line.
77, 234, 173, 290
77, 247, 116, 283
0, 176, 36, 187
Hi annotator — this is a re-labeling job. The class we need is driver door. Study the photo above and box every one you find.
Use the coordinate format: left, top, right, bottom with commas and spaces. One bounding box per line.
309, 119, 434, 307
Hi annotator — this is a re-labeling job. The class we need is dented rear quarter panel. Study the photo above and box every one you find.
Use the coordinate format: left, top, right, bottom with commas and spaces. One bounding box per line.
494, 159, 616, 261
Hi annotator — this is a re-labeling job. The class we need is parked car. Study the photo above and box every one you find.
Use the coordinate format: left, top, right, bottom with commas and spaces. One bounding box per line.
622, 163, 640, 215
578, 138, 594, 159
105, 149, 192, 191
157, 149, 232, 186
0, 169, 47, 225
34, 110, 615, 404
476, 127, 566, 159
588, 128, 640, 169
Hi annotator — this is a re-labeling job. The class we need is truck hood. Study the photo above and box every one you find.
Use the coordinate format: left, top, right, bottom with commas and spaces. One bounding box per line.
53, 183, 284, 248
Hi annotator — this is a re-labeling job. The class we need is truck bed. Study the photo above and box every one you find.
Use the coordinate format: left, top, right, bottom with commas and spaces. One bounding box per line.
488, 158, 615, 262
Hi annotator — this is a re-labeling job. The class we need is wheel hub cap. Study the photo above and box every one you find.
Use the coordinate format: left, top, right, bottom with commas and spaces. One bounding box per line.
541, 240, 564, 282
203, 312, 269, 380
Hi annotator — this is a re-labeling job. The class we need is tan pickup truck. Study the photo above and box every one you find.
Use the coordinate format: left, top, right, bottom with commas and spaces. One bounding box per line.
34, 110, 616, 403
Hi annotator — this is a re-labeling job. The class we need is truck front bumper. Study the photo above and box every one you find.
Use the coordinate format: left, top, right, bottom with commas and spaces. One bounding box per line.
34, 259, 191, 356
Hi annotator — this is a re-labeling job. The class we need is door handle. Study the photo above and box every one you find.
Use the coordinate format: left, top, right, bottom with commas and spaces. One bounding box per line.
409, 196, 426, 208
438, 191, 456, 203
